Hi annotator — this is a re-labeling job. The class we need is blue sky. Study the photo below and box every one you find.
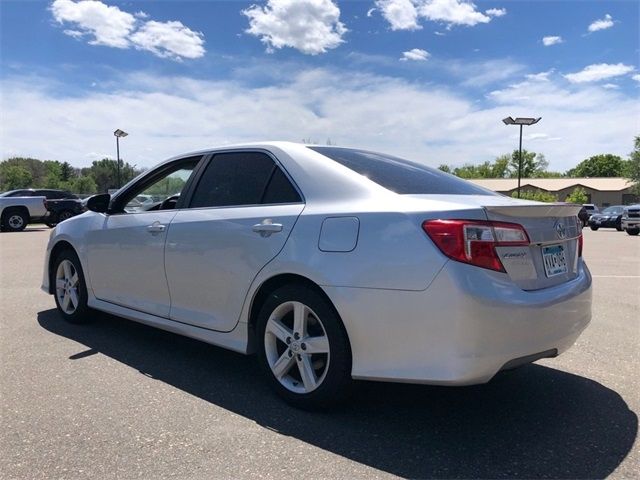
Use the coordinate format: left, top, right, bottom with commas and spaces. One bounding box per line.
1, 0, 638, 171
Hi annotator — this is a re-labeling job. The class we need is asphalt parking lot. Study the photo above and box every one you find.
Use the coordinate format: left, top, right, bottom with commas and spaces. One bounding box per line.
1, 227, 638, 479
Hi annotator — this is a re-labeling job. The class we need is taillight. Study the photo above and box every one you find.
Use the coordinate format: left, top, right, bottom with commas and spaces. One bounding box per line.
422, 219, 530, 272
578, 233, 583, 257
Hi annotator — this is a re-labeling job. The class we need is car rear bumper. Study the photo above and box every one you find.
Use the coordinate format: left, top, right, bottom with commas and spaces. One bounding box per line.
324, 260, 592, 385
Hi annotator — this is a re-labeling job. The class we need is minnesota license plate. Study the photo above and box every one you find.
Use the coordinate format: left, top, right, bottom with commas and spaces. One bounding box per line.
542, 244, 567, 277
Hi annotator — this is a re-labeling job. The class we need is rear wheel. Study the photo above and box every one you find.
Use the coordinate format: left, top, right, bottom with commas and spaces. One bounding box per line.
1, 209, 28, 232
52, 250, 91, 324
58, 210, 74, 222
590, 226, 599, 231
256, 285, 352, 409
626, 228, 639, 236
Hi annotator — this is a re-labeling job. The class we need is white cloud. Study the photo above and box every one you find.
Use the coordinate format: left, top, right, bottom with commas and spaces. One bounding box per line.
3, 68, 637, 173
50, 0, 136, 48
602, 83, 619, 90
375, 0, 505, 30
564, 63, 635, 83
418, 0, 493, 27
366, 7, 376, 17
130, 21, 205, 60
542, 36, 563, 46
50, 0, 205, 60
243, 0, 347, 55
400, 48, 430, 61
375, 0, 421, 30
633, 74, 640, 83
588, 13, 614, 32
485, 8, 506, 17
526, 70, 554, 82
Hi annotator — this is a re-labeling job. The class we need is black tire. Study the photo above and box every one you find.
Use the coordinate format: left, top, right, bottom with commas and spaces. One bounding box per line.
58, 210, 74, 222
1, 208, 28, 232
256, 284, 352, 410
590, 226, 599, 231
626, 228, 639, 236
52, 249, 92, 324
616, 220, 623, 231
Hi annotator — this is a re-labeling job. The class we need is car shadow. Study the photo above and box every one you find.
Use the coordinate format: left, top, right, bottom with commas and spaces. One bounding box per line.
37, 309, 637, 479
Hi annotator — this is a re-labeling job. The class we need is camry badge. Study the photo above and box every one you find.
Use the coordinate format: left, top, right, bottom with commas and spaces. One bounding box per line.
555, 221, 566, 239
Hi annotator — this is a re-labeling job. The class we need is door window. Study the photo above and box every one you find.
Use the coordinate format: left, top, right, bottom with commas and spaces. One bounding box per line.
120, 158, 200, 213
190, 152, 301, 208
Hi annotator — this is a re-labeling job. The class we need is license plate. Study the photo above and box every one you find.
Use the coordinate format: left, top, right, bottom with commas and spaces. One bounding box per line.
542, 244, 567, 277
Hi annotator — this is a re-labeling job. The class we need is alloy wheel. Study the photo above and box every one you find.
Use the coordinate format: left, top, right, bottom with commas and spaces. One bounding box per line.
264, 301, 330, 394
55, 259, 80, 315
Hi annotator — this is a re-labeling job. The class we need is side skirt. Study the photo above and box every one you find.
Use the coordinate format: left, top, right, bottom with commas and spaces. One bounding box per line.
88, 298, 250, 354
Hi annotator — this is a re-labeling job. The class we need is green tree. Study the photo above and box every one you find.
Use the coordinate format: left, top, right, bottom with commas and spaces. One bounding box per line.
626, 135, 640, 195
438, 164, 451, 173
566, 154, 627, 177
60, 162, 75, 182
0, 157, 48, 187
68, 176, 97, 194
0, 165, 33, 190
511, 189, 557, 203
565, 187, 588, 204
88, 158, 140, 193
509, 150, 548, 178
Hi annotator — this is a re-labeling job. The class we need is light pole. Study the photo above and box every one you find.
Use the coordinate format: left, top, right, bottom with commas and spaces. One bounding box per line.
502, 116, 541, 198
113, 129, 128, 188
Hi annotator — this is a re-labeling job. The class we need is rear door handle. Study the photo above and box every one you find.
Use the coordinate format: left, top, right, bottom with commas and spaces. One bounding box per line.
252, 220, 283, 237
147, 222, 166, 234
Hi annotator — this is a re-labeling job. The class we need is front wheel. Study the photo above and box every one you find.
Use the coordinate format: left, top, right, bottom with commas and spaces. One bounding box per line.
626, 228, 639, 236
52, 250, 91, 323
256, 285, 352, 409
590, 226, 599, 231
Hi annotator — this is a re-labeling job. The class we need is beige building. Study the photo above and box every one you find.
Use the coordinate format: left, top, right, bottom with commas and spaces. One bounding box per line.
468, 178, 638, 208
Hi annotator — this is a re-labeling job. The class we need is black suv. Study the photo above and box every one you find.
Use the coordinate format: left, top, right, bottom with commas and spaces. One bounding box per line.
588, 205, 625, 231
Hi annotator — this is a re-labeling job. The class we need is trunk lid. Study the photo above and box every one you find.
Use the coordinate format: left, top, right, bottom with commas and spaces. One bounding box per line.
407, 195, 582, 290
483, 202, 582, 290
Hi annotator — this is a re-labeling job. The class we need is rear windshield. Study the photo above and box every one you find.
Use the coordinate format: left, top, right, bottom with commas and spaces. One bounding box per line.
309, 147, 497, 196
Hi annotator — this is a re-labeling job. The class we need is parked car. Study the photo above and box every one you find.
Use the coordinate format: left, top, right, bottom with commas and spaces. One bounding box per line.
0, 189, 84, 231
588, 205, 625, 231
621, 204, 640, 236
42, 143, 592, 408
44, 198, 84, 227
582, 204, 599, 221
0, 191, 47, 232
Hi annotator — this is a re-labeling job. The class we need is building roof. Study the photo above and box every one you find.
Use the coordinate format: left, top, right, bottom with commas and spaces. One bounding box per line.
468, 177, 634, 192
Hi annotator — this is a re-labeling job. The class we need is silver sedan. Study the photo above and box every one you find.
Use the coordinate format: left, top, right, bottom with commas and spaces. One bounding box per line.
42, 142, 592, 409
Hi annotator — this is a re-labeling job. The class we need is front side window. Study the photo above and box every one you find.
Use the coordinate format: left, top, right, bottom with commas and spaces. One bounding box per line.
121, 158, 200, 213
309, 146, 498, 196
190, 152, 301, 208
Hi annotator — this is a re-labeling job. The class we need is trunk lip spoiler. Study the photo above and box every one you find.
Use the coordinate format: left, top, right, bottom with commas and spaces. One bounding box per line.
483, 203, 581, 218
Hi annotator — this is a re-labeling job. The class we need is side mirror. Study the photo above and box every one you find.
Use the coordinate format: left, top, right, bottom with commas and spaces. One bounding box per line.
85, 193, 111, 213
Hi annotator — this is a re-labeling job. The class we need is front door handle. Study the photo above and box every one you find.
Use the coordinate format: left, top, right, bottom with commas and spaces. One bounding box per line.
253, 220, 283, 237
147, 222, 166, 234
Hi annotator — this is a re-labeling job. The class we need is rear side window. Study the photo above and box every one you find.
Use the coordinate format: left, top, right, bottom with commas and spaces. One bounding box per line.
262, 167, 301, 204
190, 152, 301, 208
309, 147, 497, 196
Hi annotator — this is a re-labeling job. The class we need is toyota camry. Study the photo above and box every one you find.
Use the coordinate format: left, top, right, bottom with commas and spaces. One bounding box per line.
42, 142, 592, 409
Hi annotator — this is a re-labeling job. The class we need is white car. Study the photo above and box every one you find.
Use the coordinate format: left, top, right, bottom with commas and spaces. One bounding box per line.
42, 142, 592, 408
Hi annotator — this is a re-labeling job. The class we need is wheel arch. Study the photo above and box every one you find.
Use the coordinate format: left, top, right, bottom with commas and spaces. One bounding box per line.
247, 273, 352, 356
1, 205, 30, 224
47, 240, 78, 294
